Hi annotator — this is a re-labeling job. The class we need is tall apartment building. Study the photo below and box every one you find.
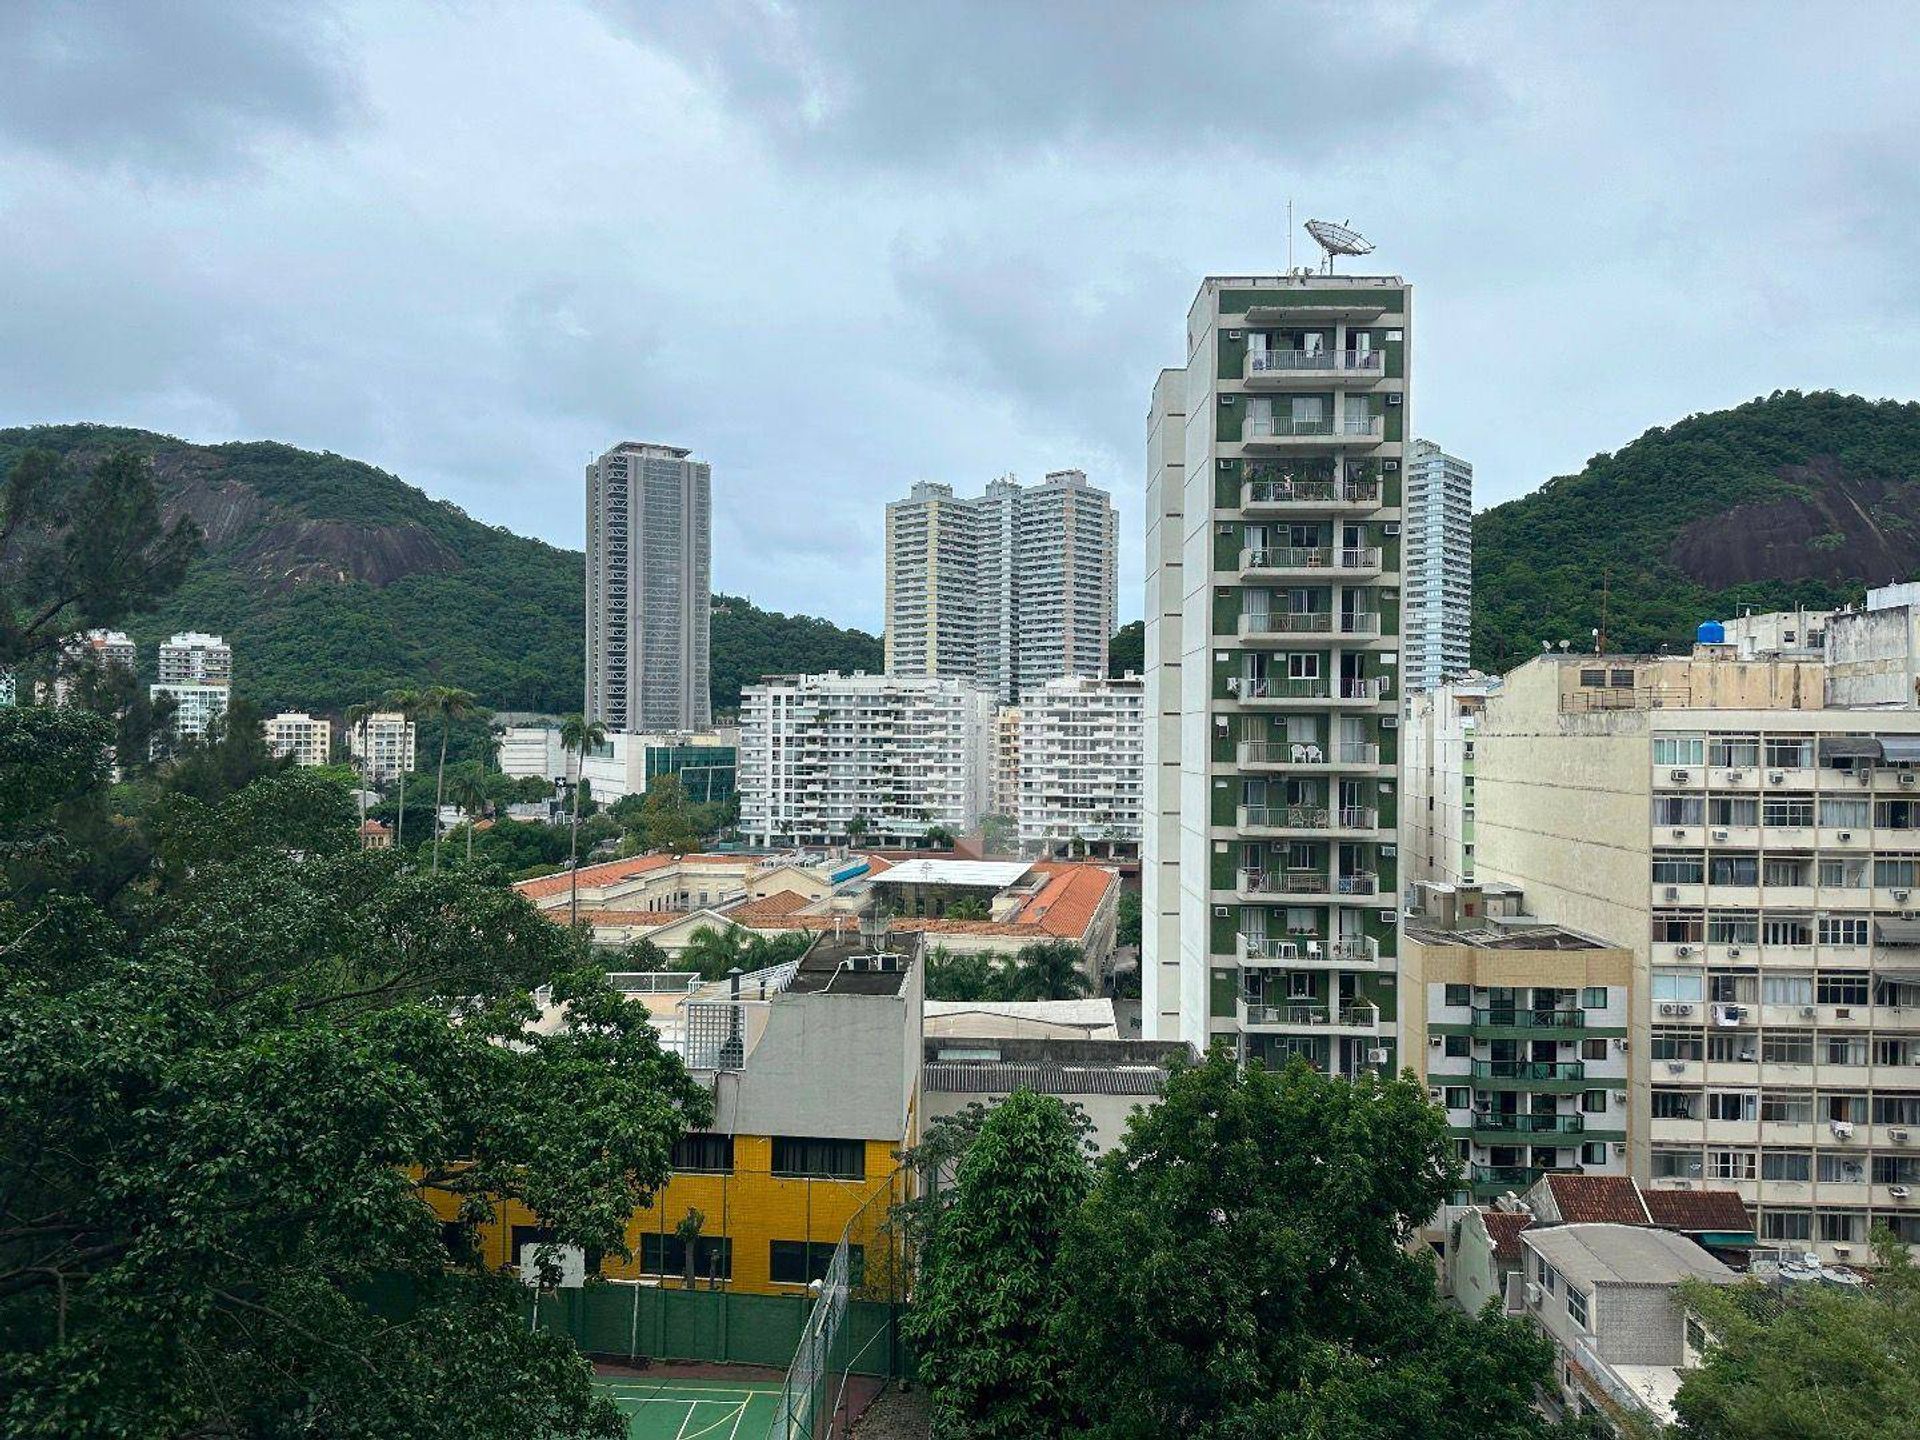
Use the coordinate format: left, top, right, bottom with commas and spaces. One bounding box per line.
1143, 272, 1410, 1068
738, 673, 994, 848
265, 712, 332, 768
585, 441, 712, 734
883, 470, 1118, 703
1403, 439, 1472, 693
1466, 648, 1920, 1263
349, 711, 417, 786
1016, 674, 1144, 860
157, 632, 233, 685
1403, 676, 1497, 890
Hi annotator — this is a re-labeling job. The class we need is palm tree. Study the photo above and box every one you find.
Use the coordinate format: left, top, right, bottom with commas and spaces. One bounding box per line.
1006, 940, 1092, 1001
420, 685, 479, 873
382, 686, 425, 858
559, 713, 608, 928
681, 923, 747, 981
449, 770, 490, 864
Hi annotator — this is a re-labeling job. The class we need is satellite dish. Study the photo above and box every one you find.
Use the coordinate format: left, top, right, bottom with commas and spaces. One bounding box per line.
1304, 218, 1375, 275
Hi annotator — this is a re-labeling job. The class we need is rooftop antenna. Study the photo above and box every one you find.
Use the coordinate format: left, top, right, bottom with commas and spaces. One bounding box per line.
1304, 218, 1375, 276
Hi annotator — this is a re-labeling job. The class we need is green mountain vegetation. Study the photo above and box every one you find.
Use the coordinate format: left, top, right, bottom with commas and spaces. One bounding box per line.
1473, 391, 1920, 672
0, 424, 881, 716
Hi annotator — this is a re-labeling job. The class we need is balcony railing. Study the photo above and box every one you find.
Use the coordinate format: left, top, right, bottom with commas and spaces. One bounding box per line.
1244, 478, 1382, 507
1470, 1113, 1586, 1135
1245, 348, 1385, 378
1471, 1009, 1587, 1031
1240, 803, 1330, 830
1243, 415, 1385, 441
1237, 740, 1381, 766
1471, 1059, 1587, 1082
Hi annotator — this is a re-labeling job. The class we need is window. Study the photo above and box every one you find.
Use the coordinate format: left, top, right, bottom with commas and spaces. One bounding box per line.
1566, 1287, 1589, 1329
1444, 1034, 1470, 1058
771, 1137, 866, 1180
1443, 1086, 1471, 1110
640, 1234, 733, 1280
1763, 1150, 1811, 1181
1818, 919, 1869, 948
1816, 972, 1870, 1005
1581, 987, 1608, 1010
1762, 1211, 1812, 1242
1654, 735, 1706, 766
1580, 1142, 1608, 1167
671, 1133, 735, 1174
1443, 984, 1471, 1008
1581, 1090, 1609, 1114
769, 1240, 863, 1286
1582, 1038, 1608, 1061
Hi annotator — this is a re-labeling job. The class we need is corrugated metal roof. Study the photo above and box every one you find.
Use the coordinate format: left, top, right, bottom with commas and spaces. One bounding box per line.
924, 1061, 1169, 1096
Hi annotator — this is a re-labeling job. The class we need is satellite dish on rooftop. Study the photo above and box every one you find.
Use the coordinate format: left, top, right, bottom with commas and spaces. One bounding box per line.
1304, 218, 1375, 275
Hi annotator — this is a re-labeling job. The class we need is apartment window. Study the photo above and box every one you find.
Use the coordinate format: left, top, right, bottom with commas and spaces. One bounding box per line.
1762, 1211, 1812, 1242
1582, 1039, 1609, 1061
1816, 972, 1870, 1005
1580, 1142, 1608, 1167
1565, 1287, 1589, 1330
1444, 1034, 1471, 1059
671, 1133, 735, 1174
1763, 1150, 1811, 1181
1443, 984, 1472, 1008
639, 1234, 733, 1280
768, 1240, 864, 1287
1654, 735, 1706, 766
1581, 1090, 1609, 1114
771, 1137, 866, 1180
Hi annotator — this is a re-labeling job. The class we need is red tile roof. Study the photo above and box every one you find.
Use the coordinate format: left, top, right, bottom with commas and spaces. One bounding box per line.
1643, 1189, 1753, 1234
1479, 1209, 1535, 1261
1541, 1174, 1653, 1226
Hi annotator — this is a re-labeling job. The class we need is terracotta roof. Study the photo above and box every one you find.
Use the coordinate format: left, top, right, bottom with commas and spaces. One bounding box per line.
1017, 864, 1118, 940
1541, 1174, 1653, 1226
1643, 1188, 1753, 1235
1479, 1209, 1535, 1261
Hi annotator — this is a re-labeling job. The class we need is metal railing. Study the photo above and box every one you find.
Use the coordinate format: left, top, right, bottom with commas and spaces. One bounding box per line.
1243, 415, 1385, 440
1471, 1008, 1587, 1031
1245, 348, 1385, 376
1471, 1059, 1588, 1081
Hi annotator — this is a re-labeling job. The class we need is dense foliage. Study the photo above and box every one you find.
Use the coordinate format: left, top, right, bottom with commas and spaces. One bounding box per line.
1473, 392, 1920, 672
1672, 1234, 1920, 1439
0, 707, 711, 1438
0, 425, 881, 715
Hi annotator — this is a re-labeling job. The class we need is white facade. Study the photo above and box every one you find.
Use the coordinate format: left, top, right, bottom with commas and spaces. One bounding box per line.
1403, 676, 1497, 890
266, 711, 331, 768
499, 726, 568, 784
1403, 439, 1472, 694
1469, 653, 1920, 1264
585, 441, 712, 734
349, 711, 417, 785
1016, 675, 1144, 859
738, 673, 994, 847
157, 632, 232, 685
153, 683, 229, 744
884, 470, 1118, 703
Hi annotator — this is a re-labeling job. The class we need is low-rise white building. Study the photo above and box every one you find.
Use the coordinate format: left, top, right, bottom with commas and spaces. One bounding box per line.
349, 711, 417, 786
266, 711, 332, 768
739, 672, 993, 847
1016, 674, 1143, 860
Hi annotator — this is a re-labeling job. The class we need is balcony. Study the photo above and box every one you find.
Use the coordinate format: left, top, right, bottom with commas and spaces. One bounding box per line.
1240, 415, 1385, 451
1237, 739, 1382, 769
1472, 1008, 1586, 1032
1239, 999, 1383, 1033
1242, 348, 1386, 388
1242, 476, 1382, 512
1239, 546, 1382, 578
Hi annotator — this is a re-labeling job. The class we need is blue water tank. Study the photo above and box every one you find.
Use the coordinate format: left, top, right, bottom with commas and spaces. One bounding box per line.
1696, 620, 1726, 645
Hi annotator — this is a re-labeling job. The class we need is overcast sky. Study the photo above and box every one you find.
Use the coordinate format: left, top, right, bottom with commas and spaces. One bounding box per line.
3, 2, 1917, 632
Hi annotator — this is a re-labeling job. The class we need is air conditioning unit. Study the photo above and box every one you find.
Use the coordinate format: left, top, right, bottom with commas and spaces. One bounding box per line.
1768, 771, 1786, 783
1365, 1048, 1390, 1064
1670, 769, 1690, 782
1893, 1129, 1913, 1143
1664, 886, 1680, 901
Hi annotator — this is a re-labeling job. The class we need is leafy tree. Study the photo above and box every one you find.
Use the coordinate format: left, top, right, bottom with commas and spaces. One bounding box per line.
1671, 1231, 1920, 1439
904, 1090, 1093, 1439
1057, 1050, 1578, 1440
0, 713, 711, 1440
557, 714, 606, 928
0, 447, 200, 670
420, 685, 481, 872
1007, 939, 1092, 1001
924, 946, 999, 1002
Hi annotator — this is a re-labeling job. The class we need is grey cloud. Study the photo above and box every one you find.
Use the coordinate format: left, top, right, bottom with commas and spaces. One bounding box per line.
0, 0, 359, 172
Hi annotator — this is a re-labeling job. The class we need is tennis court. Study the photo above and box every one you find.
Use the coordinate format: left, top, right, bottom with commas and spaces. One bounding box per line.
598, 1376, 784, 1440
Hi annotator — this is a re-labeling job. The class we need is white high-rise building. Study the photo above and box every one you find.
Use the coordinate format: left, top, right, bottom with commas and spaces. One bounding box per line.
1016, 674, 1144, 859
884, 470, 1118, 703
585, 441, 712, 734
157, 632, 233, 686
350, 712, 417, 786
1143, 271, 1411, 1066
266, 712, 332, 768
738, 673, 994, 848
1404, 439, 1472, 694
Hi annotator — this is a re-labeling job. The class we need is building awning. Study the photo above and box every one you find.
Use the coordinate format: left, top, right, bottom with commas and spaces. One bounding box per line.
1876, 919, 1920, 947
1881, 736, 1920, 764
1820, 736, 1884, 762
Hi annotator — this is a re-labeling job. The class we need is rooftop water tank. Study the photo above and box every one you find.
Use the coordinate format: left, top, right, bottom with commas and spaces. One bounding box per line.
1696, 620, 1726, 645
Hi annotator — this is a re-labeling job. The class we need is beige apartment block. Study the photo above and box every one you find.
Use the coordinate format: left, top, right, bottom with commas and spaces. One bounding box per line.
1470, 649, 1920, 1265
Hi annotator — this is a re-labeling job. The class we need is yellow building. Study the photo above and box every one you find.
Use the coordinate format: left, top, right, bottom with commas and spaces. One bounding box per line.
438, 934, 922, 1296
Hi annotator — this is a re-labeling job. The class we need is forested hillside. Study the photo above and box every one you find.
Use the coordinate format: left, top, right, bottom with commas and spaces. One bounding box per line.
0, 424, 879, 715
1473, 392, 1920, 670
